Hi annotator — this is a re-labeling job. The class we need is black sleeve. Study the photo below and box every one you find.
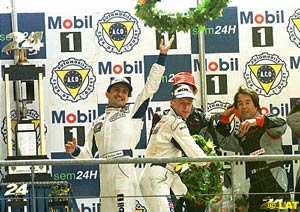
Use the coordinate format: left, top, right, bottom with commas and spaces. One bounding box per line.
263, 114, 286, 129
216, 121, 232, 137
157, 53, 167, 66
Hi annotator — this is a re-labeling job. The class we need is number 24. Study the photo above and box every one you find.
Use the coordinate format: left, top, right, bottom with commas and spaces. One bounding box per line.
4, 183, 29, 196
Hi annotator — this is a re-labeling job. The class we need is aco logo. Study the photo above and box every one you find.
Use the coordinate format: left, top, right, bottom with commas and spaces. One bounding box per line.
95, 10, 141, 54
244, 52, 289, 97
287, 9, 300, 48
1, 109, 47, 148
50, 57, 96, 102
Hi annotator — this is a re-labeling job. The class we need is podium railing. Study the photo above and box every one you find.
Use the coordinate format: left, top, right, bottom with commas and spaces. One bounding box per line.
1, 154, 299, 166
0, 154, 299, 211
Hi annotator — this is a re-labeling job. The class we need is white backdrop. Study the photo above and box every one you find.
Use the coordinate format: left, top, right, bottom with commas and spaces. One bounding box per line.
1, 0, 300, 211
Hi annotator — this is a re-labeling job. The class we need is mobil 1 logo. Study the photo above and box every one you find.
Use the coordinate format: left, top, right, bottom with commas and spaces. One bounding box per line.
252, 27, 273, 47
64, 126, 85, 146
60, 32, 82, 52
206, 75, 228, 95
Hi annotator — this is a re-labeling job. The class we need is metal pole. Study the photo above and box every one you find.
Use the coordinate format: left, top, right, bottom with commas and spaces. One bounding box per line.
196, 0, 207, 111
7, 0, 22, 157
10, 0, 18, 62
5, 74, 13, 156
230, 162, 235, 211
10, 0, 22, 121
38, 72, 46, 155
31, 166, 36, 212
0, 154, 298, 166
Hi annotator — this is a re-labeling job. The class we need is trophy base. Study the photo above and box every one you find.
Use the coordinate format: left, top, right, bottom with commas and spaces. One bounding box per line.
4, 155, 52, 182
6, 199, 28, 207
3, 173, 52, 182
48, 199, 73, 207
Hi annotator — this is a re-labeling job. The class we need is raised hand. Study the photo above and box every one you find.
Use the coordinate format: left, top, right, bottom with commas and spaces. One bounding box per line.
65, 138, 77, 154
159, 34, 175, 54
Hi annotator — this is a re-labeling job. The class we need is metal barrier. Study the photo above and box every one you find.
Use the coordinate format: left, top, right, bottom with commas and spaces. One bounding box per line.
0, 154, 299, 211
1, 154, 300, 165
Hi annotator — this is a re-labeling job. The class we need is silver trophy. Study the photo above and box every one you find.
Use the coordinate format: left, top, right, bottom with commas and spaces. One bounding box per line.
1, 31, 49, 181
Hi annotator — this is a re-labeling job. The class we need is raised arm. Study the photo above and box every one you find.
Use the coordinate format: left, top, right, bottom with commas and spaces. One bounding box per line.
131, 35, 175, 119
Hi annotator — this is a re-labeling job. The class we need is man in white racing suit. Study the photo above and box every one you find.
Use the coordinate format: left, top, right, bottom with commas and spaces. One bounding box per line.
139, 84, 209, 212
150, 72, 218, 212
65, 35, 175, 212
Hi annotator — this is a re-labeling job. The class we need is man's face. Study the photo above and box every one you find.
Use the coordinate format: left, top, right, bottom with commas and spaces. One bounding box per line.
105, 83, 129, 108
236, 93, 257, 120
171, 98, 193, 119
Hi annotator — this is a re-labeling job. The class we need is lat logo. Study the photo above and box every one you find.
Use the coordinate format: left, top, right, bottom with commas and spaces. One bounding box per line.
264, 198, 300, 210
50, 57, 96, 102
287, 9, 300, 48
244, 52, 289, 97
95, 10, 141, 54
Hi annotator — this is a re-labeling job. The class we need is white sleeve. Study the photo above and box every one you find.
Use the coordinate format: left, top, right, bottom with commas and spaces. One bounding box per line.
131, 63, 165, 119
172, 120, 208, 166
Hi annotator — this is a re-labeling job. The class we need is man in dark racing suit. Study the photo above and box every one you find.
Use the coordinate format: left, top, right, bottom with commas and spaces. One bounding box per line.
287, 100, 300, 202
215, 86, 288, 212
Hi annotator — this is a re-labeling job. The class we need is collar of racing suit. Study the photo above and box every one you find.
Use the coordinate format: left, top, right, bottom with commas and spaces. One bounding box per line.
169, 107, 187, 121
106, 104, 129, 113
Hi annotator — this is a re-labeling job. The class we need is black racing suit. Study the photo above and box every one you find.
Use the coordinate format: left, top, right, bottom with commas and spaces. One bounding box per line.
287, 100, 300, 201
216, 112, 288, 212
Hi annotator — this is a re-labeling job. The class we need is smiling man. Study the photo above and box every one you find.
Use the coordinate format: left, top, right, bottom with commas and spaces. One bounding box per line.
65, 35, 175, 212
215, 86, 289, 212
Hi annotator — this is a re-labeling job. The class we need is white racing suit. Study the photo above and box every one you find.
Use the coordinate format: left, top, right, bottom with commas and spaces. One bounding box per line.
71, 63, 165, 212
139, 108, 208, 212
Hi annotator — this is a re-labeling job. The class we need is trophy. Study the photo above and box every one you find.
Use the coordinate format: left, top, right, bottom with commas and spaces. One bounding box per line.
1, 31, 50, 182
48, 183, 73, 212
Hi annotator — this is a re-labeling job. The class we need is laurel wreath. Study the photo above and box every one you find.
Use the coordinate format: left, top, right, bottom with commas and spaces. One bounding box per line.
179, 134, 223, 204
49, 183, 71, 197
135, 0, 229, 32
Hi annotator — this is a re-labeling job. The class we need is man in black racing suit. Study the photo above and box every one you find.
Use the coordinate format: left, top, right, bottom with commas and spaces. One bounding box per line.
215, 86, 288, 212
287, 100, 300, 202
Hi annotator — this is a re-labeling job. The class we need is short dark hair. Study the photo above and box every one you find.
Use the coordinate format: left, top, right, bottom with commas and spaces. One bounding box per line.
233, 86, 260, 108
107, 77, 132, 97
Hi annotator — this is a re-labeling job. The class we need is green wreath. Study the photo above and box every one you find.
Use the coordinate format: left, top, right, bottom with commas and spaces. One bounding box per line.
135, 0, 229, 32
179, 134, 223, 204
